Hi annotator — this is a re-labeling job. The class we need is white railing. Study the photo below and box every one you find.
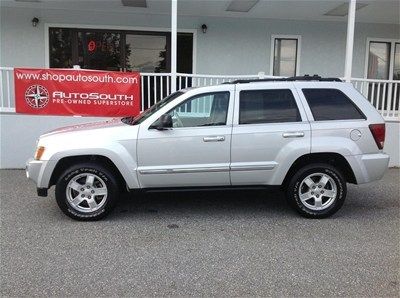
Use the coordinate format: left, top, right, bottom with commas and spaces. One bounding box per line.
351, 78, 400, 122
1, 67, 399, 121
140, 72, 269, 110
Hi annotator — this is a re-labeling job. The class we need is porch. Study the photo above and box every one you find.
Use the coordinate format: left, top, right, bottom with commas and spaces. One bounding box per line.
0, 0, 399, 168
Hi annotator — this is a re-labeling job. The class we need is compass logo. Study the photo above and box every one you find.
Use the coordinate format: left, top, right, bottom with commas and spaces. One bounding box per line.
25, 85, 49, 109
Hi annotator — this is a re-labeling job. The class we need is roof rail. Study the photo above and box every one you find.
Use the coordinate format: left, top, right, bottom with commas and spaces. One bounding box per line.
226, 74, 342, 84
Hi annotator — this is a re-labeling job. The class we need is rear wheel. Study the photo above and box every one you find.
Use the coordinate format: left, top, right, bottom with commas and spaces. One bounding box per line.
286, 163, 346, 218
55, 163, 119, 220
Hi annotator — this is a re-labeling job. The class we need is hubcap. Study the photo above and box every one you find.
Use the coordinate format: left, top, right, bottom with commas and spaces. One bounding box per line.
298, 173, 337, 211
66, 173, 108, 213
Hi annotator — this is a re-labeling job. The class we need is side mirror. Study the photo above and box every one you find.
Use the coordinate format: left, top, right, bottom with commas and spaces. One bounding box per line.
157, 114, 173, 130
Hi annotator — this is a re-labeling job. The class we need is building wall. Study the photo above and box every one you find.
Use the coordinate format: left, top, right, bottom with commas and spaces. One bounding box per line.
1, 6, 399, 77
1, 6, 399, 168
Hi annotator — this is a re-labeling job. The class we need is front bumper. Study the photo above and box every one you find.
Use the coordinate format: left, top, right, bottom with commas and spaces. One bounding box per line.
26, 158, 51, 196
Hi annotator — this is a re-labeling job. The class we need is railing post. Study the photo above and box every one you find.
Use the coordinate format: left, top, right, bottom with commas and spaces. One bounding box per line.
170, 0, 177, 92
344, 0, 356, 82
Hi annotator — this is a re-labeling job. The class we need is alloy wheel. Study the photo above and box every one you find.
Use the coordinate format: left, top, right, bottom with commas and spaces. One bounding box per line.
298, 172, 337, 211
65, 173, 108, 213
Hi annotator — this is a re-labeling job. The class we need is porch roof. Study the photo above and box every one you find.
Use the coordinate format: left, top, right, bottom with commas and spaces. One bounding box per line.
2, 0, 399, 25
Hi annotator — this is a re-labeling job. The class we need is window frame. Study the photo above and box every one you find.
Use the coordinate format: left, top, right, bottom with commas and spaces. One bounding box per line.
364, 37, 400, 81
302, 88, 367, 122
270, 35, 301, 77
238, 88, 302, 125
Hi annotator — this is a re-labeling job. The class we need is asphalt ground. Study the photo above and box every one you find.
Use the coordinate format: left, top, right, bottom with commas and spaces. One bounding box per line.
1, 169, 399, 297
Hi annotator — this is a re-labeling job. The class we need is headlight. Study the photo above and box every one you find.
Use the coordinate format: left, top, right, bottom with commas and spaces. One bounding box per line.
34, 146, 45, 160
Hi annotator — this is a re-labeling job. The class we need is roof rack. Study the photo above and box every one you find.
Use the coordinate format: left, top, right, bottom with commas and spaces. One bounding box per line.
226, 74, 342, 84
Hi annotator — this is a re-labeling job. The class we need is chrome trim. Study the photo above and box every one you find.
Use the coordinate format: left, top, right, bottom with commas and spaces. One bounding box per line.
139, 166, 229, 175
230, 165, 276, 171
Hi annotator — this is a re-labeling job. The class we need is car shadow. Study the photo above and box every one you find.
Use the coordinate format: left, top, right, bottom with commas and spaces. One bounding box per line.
108, 188, 293, 220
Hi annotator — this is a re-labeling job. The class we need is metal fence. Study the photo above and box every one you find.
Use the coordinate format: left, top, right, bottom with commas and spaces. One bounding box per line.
1, 67, 399, 121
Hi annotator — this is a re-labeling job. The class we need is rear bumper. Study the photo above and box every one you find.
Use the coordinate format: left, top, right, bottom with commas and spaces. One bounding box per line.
347, 153, 390, 184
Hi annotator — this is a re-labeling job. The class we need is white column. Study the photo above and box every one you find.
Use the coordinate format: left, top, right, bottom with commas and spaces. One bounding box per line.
344, 0, 356, 82
171, 0, 177, 92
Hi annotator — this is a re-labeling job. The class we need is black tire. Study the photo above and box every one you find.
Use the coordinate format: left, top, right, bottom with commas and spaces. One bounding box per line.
286, 163, 346, 218
55, 163, 120, 221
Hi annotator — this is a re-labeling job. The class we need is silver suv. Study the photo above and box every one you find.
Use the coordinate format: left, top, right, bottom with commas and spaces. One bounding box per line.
26, 76, 389, 220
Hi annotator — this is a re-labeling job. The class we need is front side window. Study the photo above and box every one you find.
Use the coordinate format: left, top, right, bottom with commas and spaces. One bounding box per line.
167, 92, 230, 128
302, 89, 365, 121
239, 89, 301, 124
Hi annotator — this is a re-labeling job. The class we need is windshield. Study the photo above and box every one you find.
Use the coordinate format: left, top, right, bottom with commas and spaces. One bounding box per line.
121, 91, 185, 125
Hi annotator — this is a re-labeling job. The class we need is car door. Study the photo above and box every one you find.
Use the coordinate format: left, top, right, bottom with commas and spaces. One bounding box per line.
137, 85, 234, 188
230, 82, 311, 185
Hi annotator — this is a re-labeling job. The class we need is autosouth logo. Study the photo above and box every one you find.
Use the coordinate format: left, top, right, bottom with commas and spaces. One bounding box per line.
25, 85, 49, 109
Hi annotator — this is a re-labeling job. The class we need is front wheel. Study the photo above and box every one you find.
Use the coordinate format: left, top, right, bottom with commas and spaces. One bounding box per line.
286, 164, 346, 218
55, 163, 120, 220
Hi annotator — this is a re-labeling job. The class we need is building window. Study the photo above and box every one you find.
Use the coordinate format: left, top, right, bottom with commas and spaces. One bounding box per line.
49, 28, 73, 68
271, 35, 300, 77
367, 41, 391, 80
239, 89, 301, 124
48, 27, 193, 73
366, 39, 400, 80
77, 31, 122, 71
365, 38, 400, 111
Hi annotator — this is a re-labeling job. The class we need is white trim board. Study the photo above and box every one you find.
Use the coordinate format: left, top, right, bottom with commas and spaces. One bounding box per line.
44, 23, 197, 73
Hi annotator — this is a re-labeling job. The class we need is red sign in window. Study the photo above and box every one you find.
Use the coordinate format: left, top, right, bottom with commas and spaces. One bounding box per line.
88, 40, 97, 52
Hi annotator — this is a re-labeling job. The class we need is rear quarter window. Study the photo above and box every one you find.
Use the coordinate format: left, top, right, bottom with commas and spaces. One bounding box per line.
302, 88, 366, 121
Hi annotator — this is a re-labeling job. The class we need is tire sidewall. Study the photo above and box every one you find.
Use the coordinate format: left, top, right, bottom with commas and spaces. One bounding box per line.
288, 164, 346, 218
55, 164, 118, 221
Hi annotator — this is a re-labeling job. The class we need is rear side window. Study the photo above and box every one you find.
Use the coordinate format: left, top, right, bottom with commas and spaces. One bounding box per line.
302, 88, 366, 121
239, 89, 301, 124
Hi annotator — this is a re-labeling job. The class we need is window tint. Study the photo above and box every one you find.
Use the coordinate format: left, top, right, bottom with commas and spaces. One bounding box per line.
239, 89, 301, 124
166, 92, 230, 128
302, 89, 365, 121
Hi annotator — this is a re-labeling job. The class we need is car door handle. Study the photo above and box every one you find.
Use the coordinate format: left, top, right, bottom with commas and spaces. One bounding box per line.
282, 131, 305, 138
203, 136, 225, 142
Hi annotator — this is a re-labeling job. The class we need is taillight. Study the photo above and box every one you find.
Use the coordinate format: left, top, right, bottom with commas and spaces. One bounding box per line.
369, 123, 385, 150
